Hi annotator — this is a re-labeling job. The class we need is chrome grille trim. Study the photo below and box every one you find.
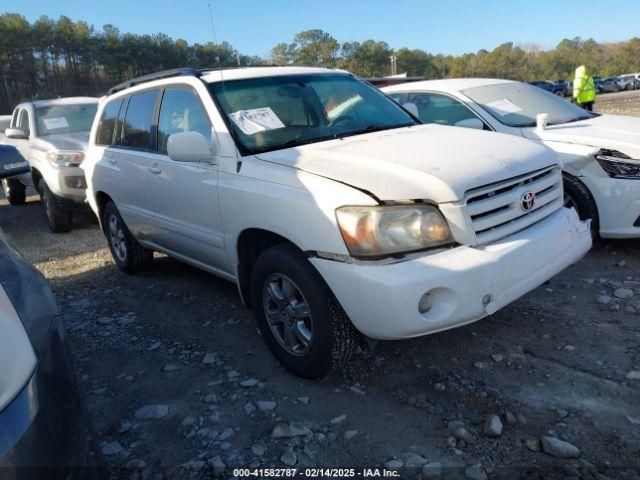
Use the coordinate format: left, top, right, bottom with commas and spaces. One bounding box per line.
464, 166, 563, 245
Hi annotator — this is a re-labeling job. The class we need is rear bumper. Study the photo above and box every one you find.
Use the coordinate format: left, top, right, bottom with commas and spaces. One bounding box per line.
311, 207, 592, 340
0, 316, 90, 479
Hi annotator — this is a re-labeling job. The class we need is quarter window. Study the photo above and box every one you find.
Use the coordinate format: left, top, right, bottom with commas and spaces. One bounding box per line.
120, 90, 158, 149
157, 88, 211, 154
95, 99, 123, 146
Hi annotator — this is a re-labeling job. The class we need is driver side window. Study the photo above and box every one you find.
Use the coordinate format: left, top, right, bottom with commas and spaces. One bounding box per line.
398, 92, 489, 130
157, 88, 212, 155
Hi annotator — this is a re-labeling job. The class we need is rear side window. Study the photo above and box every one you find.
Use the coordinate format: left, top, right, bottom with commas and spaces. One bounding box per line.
95, 99, 123, 146
121, 90, 158, 149
157, 88, 211, 154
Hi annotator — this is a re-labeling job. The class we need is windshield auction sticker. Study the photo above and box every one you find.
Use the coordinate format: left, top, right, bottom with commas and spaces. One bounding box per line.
486, 98, 522, 116
42, 116, 70, 130
229, 107, 285, 135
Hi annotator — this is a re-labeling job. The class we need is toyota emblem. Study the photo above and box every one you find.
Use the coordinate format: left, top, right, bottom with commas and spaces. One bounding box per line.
521, 191, 536, 211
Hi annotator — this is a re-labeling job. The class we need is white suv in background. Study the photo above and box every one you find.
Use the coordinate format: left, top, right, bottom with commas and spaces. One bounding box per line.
83, 67, 591, 378
383, 79, 640, 238
2, 98, 98, 232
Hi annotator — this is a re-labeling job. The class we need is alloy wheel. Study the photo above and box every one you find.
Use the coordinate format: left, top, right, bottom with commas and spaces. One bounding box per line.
108, 214, 127, 262
262, 273, 313, 356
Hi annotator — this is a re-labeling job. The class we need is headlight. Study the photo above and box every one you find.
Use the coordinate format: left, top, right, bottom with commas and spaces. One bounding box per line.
0, 284, 37, 411
595, 150, 640, 178
46, 151, 85, 167
336, 204, 454, 258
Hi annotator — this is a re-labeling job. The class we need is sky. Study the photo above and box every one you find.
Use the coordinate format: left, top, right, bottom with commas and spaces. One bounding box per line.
2, 0, 638, 58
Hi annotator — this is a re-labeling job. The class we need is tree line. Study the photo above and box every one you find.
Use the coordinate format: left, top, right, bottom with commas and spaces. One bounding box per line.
1, 12, 639, 114
271, 29, 640, 81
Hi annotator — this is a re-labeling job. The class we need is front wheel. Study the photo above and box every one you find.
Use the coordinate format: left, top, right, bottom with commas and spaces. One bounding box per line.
102, 201, 153, 273
563, 175, 599, 237
250, 243, 359, 379
2, 178, 27, 205
39, 179, 72, 233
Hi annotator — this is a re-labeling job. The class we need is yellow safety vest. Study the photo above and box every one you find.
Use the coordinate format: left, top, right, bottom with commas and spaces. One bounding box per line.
573, 76, 596, 104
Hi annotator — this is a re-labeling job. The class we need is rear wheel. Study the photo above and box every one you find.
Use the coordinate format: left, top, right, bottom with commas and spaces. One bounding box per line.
250, 243, 359, 378
102, 201, 153, 273
2, 178, 26, 205
563, 175, 599, 237
39, 179, 72, 233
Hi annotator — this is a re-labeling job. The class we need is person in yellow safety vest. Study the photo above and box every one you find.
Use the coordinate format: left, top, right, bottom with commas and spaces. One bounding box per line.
573, 65, 596, 111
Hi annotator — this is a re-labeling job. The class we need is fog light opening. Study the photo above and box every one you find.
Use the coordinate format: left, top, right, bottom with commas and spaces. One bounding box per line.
418, 292, 432, 314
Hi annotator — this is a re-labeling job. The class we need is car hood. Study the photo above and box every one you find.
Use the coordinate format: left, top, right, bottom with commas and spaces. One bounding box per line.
32, 131, 90, 153
522, 114, 640, 158
256, 124, 557, 203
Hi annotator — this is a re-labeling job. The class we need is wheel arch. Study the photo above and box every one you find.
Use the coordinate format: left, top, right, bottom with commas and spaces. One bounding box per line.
30, 167, 43, 188
236, 228, 304, 309
562, 171, 600, 227
94, 191, 114, 232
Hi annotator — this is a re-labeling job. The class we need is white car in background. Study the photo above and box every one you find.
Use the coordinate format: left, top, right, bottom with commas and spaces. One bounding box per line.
2, 98, 98, 232
383, 79, 640, 238
83, 67, 591, 378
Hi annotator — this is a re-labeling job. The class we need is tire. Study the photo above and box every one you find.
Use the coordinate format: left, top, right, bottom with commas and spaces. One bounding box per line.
38, 179, 72, 233
250, 243, 359, 379
563, 174, 599, 237
102, 201, 153, 273
554, 90, 564, 97
2, 178, 27, 205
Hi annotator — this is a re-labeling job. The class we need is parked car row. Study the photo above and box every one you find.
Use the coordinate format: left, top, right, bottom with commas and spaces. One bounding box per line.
0, 66, 591, 378
529, 74, 640, 97
4, 64, 640, 472
1, 66, 639, 383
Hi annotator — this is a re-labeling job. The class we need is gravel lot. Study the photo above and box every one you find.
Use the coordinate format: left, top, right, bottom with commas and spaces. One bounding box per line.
2, 91, 640, 480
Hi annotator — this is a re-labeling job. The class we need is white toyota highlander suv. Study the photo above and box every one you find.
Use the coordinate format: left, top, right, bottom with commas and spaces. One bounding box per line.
82, 67, 592, 378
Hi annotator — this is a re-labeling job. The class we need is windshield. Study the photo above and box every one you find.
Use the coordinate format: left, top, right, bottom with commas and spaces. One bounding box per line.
462, 83, 596, 127
35, 103, 98, 136
209, 74, 417, 154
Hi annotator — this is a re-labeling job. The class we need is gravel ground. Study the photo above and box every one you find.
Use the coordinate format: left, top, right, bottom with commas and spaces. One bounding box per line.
2, 92, 640, 479
596, 90, 640, 116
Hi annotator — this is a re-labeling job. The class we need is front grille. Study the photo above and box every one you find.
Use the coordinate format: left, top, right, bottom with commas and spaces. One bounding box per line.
465, 166, 563, 245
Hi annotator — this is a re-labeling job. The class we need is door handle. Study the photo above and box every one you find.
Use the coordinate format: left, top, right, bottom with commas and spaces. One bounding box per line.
148, 165, 161, 174
105, 152, 116, 164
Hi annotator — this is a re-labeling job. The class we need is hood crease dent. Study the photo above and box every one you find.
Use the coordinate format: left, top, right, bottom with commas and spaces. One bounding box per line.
257, 124, 557, 203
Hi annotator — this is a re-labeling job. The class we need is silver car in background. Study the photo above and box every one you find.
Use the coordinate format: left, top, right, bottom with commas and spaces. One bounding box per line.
2, 98, 98, 232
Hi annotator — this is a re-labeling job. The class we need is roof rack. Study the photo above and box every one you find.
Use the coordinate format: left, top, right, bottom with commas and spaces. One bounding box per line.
107, 64, 335, 95
108, 67, 203, 95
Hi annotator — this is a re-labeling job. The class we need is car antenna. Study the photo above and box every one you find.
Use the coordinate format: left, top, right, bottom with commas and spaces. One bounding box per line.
207, 2, 241, 171
207, 3, 226, 89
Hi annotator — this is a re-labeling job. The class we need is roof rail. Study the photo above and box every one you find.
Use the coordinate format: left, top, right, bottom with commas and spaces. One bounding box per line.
108, 67, 203, 95
107, 64, 336, 95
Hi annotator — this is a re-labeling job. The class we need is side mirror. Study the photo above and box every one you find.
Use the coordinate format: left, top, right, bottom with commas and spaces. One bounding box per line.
0, 145, 29, 179
167, 131, 214, 163
5, 127, 28, 140
455, 118, 484, 130
402, 102, 419, 118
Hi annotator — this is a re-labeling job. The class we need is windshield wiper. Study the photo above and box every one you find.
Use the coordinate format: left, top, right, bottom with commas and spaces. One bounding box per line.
549, 115, 592, 126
